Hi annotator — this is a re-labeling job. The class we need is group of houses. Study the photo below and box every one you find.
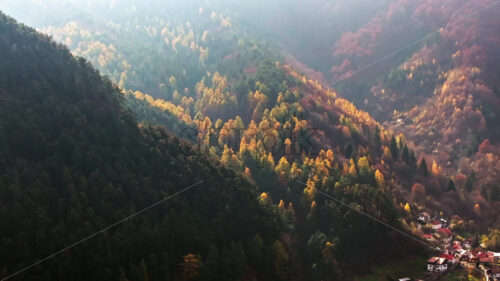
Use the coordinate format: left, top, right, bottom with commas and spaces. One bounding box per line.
416, 212, 500, 280
418, 212, 452, 246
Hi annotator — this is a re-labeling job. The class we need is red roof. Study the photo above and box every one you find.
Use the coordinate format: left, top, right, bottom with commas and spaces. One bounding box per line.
428, 257, 440, 263
477, 252, 489, 258
440, 253, 454, 260
437, 228, 452, 236
432, 220, 442, 225
471, 248, 484, 256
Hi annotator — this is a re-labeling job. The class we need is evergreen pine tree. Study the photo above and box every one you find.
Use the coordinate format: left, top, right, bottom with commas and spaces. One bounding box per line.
402, 145, 410, 164
409, 151, 417, 168
374, 126, 381, 146
447, 180, 456, 191
465, 171, 475, 192
419, 159, 429, 177
389, 135, 399, 159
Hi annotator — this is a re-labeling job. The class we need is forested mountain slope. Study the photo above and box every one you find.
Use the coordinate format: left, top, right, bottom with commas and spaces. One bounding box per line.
2, 0, 499, 279
32, 0, 497, 225
0, 5, 429, 281
327, 0, 500, 219
0, 12, 283, 281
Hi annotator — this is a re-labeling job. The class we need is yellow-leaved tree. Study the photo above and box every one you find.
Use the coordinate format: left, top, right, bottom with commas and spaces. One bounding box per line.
404, 203, 411, 213
431, 160, 442, 176
348, 159, 357, 177
375, 169, 385, 188
303, 179, 316, 201
179, 254, 201, 280
275, 157, 290, 178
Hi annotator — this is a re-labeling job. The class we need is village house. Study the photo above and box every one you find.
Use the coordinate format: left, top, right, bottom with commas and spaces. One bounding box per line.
469, 248, 482, 262
431, 220, 442, 230
437, 228, 452, 243
458, 250, 480, 269
417, 212, 430, 223
486, 267, 500, 281
440, 253, 456, 264
423, 234, 435, 242
478, 252, 495, 264
454, 248, 467, 259
449, 241, 464, 257
428, 257, 448, 272
444, 246, 455, 255
464, 238, 475, 249
460, 254, 471, 268
437, 228, 452, 236
493, 252, 500, 263
451, 241, 463, 250
463, 248, 497, 266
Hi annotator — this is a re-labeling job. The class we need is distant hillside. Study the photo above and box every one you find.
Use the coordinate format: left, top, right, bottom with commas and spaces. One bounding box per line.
328, 0, 500, 221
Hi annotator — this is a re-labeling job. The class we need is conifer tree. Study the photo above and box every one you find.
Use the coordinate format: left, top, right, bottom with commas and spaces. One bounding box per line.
389, 135, 399, 159
402, 145, 410, 164
447, 180, 456, 191
419, 158, 429, 177
273, 240, 289, 281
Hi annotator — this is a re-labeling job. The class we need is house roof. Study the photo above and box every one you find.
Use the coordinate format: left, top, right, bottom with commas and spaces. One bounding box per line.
471, 248, 483, 256
477, 252, 491, 258
428, 257, 447, 265
437, 228, 452, 236
440, 254, 454, 260
428, 257, 440, 263
436, 258, 447, 265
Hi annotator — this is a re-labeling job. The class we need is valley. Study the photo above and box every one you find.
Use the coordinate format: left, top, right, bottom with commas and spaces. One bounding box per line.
0, 1, 498, 280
